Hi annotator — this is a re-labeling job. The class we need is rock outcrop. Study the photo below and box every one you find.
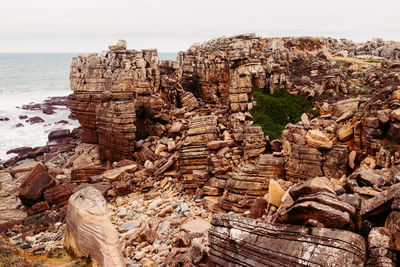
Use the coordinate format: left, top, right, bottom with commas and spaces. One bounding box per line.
219, 154, 285, 212
69, 43, 162, 161
64, 186, 125, 267
208, 214, 366, 266
4, 35, 400, 266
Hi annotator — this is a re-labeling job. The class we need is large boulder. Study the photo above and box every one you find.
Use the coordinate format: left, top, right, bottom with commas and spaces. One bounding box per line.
64, 186, 125, 267
19, 163, 55, 206
276, 177, 355, 229
208, 214, 366, 266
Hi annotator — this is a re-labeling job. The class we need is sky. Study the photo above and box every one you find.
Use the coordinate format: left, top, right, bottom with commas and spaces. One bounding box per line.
0, 0, 399, 52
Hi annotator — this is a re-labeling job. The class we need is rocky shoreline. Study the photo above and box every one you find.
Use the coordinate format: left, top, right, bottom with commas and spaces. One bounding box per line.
1, 34, 400, 266
0, 95, 77, 167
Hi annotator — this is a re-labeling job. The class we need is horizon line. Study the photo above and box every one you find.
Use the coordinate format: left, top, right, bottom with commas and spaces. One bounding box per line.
0, 51, 179, 54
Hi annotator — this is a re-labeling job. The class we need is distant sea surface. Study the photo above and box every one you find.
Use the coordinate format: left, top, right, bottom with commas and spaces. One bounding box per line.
0, 52, 177, 161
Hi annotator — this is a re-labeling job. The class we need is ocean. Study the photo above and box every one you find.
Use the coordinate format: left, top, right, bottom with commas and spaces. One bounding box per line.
0, 52, 177, 162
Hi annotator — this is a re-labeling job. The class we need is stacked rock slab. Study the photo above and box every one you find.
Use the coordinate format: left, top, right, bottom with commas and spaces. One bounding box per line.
208, 214, 366, 266
96, 100, 136, 161
285, 144, 324, 183
179, 115, 218, 188
242, 126, 266, 159
275, 177, 356, 230
323, 145, 348, 178
179, 34, 267, 111
179, 91, 199, 111
68, 41, 160, 161
219, 154, 285, 212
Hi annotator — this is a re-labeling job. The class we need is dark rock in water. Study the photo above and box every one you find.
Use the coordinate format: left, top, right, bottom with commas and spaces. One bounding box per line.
56, 120, 69, 124
43, 96, 68, 107
42, 107, 55, 115
0, 117, 10, 121
208, 214, 366, 266
46, 129, 73, 148
15, 123, 24, 127
48, 129, 71, 141
19, 115, 28, 120
26, 116, 45, 124
6, 147, 33, 157
22, 103, 41, 111
22, 96, 68, 111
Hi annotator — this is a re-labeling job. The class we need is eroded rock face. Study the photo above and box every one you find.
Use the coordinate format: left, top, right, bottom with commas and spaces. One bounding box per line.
208, 214, 366, 266
179, 34, 345, 110
64, 186, 125, 267
219, 154, 285, 212
68, 44, 161, 161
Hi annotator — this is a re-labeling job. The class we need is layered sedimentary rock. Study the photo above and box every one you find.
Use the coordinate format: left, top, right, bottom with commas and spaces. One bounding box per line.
219, 154, 285, 212
208, 214, 366, 266
179, 115, 218, 188
242, 126, 266, 159
275, 177, 356, 230
179, 34, 351, 109
69, 41, 161, 161
19, 163, 55, 206
285, 144, 324, 183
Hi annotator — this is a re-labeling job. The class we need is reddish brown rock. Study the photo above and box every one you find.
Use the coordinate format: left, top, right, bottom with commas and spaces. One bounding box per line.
43, 185, 72, 206
27, 201, 50, 216
242, 126, 266, 159
179, 115, 218, 188
19, 163, 55, 206
71, 167, 105, 183
68, 43, 161, 162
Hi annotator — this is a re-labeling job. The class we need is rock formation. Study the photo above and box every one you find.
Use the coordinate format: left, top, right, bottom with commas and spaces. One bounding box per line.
2, 35, 400, 265
69, 42, 162, 161
64, 186, 125, 267
208, 214, 366, 266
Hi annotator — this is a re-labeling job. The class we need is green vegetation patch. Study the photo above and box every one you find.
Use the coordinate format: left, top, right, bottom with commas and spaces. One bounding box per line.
250, 87, 318, 140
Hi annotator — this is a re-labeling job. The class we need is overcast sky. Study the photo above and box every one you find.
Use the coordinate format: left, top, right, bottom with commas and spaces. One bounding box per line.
0, 0, 399, 52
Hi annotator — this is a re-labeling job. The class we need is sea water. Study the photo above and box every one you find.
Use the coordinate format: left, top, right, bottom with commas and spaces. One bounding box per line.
0, 52, 177, 161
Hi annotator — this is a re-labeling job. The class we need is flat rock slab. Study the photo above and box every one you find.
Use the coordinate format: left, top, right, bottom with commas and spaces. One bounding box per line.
361, 183, 400, 219
10, 161, 38, 176
102, 164, 137, 181
207, 140, 235, 150
182, 219, 211, 234
208, 214, 366, 267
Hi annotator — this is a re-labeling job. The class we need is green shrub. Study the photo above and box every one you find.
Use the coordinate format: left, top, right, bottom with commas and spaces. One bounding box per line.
250, 87, 318, 140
